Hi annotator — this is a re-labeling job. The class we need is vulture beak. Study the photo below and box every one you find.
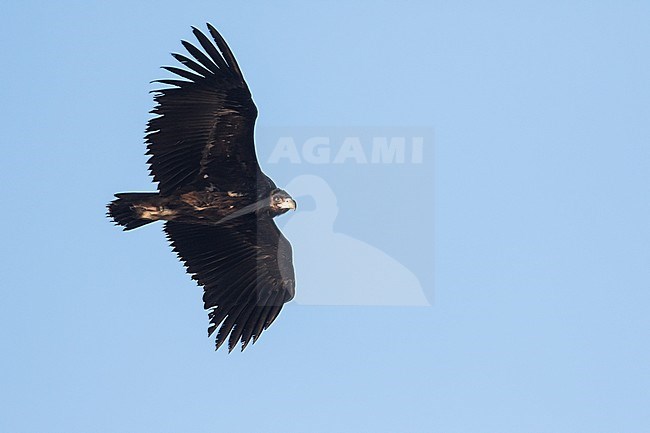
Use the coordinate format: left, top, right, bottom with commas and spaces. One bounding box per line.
279, 198, 297, 210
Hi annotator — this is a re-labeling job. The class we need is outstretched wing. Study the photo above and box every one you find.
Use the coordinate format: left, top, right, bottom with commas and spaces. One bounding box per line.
165, 218, 295, 352
146, 23, 260, 196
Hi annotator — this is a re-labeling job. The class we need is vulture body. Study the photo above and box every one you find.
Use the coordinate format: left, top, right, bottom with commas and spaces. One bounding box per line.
108, 24, 296, 352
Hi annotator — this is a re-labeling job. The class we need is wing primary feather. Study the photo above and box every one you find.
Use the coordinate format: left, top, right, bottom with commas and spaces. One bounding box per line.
227, 301, 258, 352
240, 290, 274, 350
161, 66, 204, 82
215, 301, 249, 351
207, 307, 230, 339
191, 26, 231, 74
208, 306, 232, 339
239, 314, 257, 351
264, 297, 285, 330
251, 292, 282, 344
170, 52, 213, 77
181, 40, 220, 75
206, 23, 244, 80
152, 79, 189, 88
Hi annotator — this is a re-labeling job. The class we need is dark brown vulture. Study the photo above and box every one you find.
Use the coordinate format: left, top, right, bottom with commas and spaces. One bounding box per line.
108, 23, 296, 352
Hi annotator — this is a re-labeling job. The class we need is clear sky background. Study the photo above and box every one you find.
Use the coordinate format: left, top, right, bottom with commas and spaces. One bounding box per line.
1, 1, 649, 432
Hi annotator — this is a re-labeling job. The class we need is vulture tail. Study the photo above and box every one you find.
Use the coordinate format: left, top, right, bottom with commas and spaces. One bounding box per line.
107, 192, 161, 231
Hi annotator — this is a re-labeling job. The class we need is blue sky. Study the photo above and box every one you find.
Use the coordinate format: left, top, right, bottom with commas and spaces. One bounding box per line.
1, 1, 649, 432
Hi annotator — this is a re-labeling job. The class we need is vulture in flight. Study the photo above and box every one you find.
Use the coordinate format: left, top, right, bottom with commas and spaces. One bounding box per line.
108, 24, 296, 352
